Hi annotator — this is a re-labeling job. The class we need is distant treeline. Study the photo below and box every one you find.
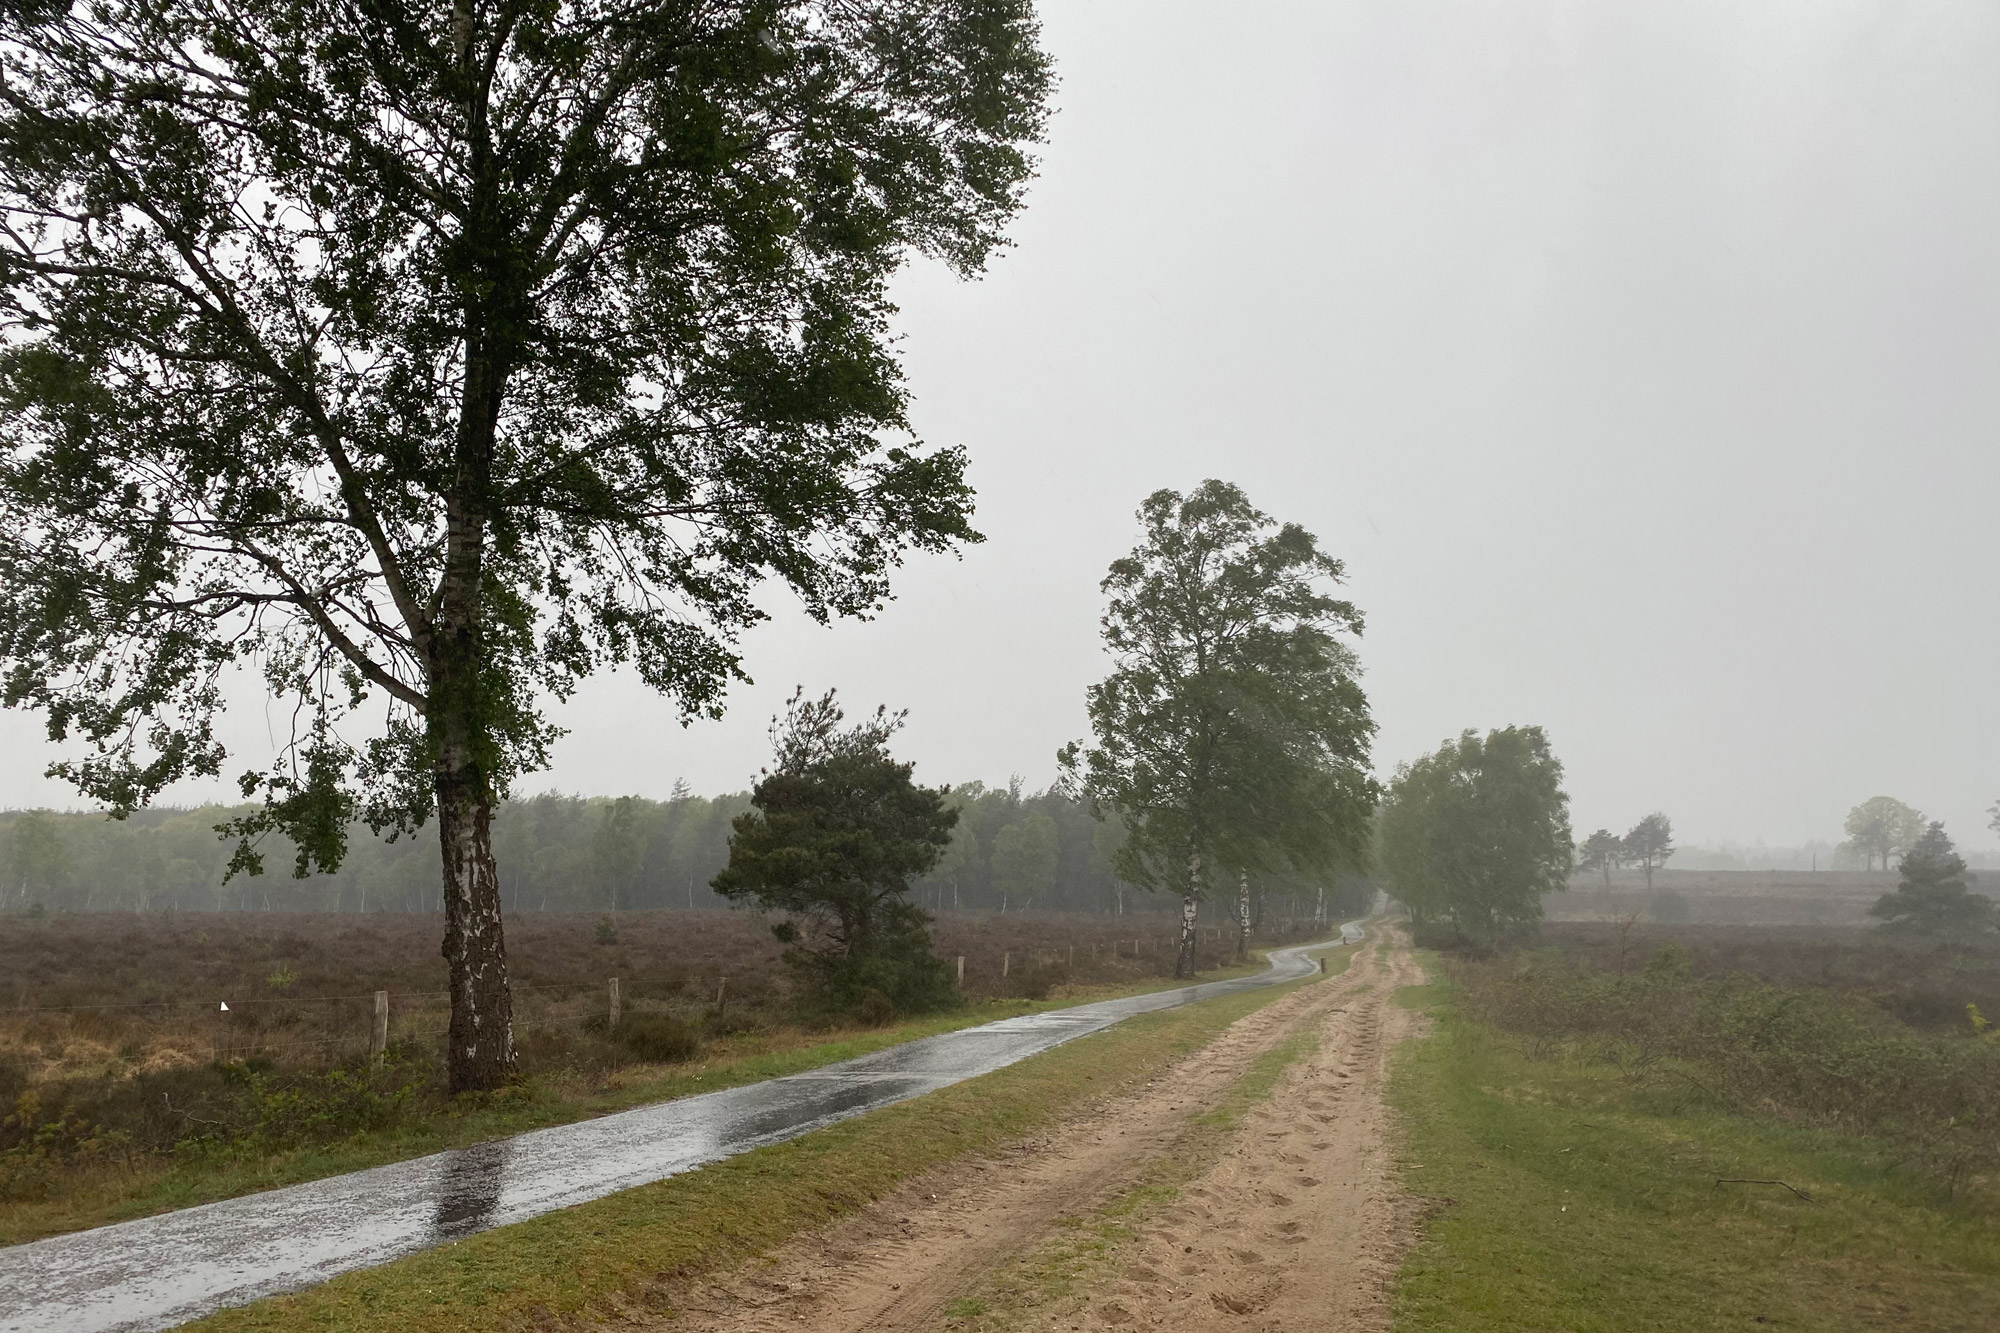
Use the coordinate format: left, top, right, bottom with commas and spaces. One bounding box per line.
2, 780, 1348, 918
1647, 843, 2000, 873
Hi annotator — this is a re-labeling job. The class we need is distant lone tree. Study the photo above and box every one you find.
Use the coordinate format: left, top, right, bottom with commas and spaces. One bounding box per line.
1869, 822, 1994, 936
1376, 726, 1573, 945
0, 2, 1050, 1090
1060, 482, 1377, 977
1576, 829, 1626, 887
1623, 813, 1675, 891
713, 690, 958, 1015
1842, 797, 1926, 872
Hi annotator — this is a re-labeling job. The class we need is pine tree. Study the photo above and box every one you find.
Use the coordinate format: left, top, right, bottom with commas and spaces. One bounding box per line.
1870, 823, 1995, 935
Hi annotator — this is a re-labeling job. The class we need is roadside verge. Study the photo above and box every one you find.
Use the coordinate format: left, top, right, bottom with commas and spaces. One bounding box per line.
185, 945, 1354, 1333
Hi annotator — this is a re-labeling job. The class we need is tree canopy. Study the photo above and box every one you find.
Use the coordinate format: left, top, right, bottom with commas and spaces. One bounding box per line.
1843, 797, 1926, 872
989, 810, 1058, 912
1576, 828, 1624, 886
1623, 812, 1674, 889
1869, 822, 1994, 936
0, 0, 1051, 1088
1060, 480, 1377, 976
712, 690, 957, 1013
1376, 726, 1573, 944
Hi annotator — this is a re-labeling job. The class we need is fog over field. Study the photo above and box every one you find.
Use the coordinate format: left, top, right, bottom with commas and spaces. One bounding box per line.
3, 0, 1995, 852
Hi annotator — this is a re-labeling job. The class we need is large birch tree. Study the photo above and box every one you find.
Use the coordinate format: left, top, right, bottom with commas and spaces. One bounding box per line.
0, 0, 1050, 1090
1060, 481, 1377, 977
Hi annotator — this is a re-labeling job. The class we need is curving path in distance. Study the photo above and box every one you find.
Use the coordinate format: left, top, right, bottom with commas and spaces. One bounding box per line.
0, 925, 1361, 1333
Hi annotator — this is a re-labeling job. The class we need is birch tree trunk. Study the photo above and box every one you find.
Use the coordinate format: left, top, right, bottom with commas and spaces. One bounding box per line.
436, 767, 514, 1093
1176, 849, 1202, 978
429, 350, 517, 1093
1236, 870, 1252, 960
432, 597, 515, 1092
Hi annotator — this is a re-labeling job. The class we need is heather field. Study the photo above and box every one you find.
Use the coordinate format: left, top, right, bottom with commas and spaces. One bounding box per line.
1550, 868, 1911, 926
0, 907, 1292, 1057
0, 908, 1326, 1242
1535, 919, 2000, 1030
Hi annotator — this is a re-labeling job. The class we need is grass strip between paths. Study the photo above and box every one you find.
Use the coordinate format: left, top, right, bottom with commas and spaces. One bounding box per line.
3, 955, 1282, 1246
188, 948, 1348, 1333
1387, 971, 2000, 1333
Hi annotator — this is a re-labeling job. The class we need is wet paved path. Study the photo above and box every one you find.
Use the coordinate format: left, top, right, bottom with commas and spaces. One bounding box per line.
0, 929, 1359, 1333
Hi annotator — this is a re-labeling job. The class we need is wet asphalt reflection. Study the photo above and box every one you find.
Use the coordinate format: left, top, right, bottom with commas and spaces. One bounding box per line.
0, 927, 1359, 1333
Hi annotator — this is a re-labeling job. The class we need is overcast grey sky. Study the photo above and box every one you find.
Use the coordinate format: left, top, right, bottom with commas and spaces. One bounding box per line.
3, 0, 1996, 849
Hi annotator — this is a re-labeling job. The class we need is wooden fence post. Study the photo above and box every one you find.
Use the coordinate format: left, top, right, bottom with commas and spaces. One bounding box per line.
956, 955, 966, 987
372, 990, 389, 1056
716, 976, 728, 1014
1002, 951, 1011, 978
608, 976, 621, 1030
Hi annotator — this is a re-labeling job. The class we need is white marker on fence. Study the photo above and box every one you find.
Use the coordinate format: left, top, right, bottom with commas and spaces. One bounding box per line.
608, 976, 621, 1030
372, 990, 389, 1055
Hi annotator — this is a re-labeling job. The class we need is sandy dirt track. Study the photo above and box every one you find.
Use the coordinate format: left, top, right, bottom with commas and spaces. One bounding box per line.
647, 929, 1424, 1333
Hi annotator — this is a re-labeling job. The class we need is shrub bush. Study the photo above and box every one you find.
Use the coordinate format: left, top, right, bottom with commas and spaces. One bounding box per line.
236, 1051, 427, 1145
616, 1014, 701, 1064
785, 927, 962, 1022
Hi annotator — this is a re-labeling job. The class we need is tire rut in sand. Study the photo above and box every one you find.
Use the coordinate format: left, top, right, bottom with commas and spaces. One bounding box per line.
637, 932, 1419, 1333
1050, 932, 1428, 1333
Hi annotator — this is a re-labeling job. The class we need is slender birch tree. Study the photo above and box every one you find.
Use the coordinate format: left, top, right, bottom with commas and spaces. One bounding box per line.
1059, 481, 1376, 977
0, 0, 1050, 1090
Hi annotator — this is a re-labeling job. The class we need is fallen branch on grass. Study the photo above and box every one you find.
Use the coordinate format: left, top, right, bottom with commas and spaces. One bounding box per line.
161, 1092, 233, 1131
1713, 1177, 1814, 1202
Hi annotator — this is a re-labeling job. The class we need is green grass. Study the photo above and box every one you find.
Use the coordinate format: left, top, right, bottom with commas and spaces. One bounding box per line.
4, 954, 1286, 1246
1388, 979, 2000, 1333
184, 957, 1334, 1332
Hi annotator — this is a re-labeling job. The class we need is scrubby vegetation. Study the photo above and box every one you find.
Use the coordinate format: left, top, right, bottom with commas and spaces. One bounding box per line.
1440, 924, 2000, 1194
1392, 978, 2000, 1333
0, 908, 1323, 1241
1534, 921, 2000, 1030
